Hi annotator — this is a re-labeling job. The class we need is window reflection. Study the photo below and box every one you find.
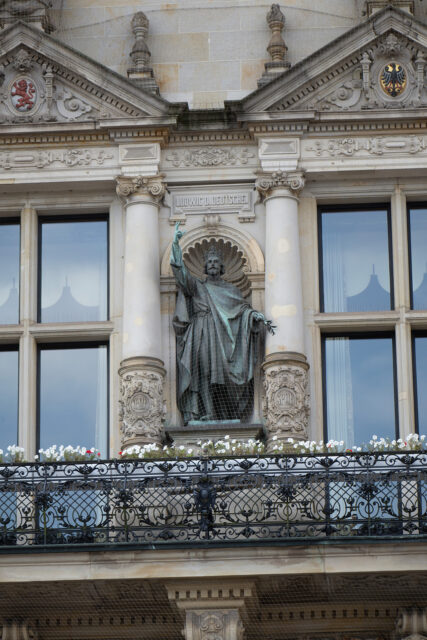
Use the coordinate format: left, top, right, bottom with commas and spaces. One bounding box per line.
39, 345, 108, 456
409, 207, 427, 309
0, 349, 18, 450
0, 224, 19, 325
40, 219, 108, 323
320, 209, 392, 312
413, 336, 427, 437
324, 335, 397, 446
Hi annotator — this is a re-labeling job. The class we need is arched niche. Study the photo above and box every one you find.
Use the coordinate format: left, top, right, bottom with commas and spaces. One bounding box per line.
160, 222, 265, 427
161, 222, 265, 294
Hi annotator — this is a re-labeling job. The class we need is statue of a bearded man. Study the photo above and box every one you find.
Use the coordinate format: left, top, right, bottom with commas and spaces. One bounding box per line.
171, 223, 274, 424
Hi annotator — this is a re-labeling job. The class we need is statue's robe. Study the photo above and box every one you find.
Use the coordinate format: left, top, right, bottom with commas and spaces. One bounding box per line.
171, 241, 261, 423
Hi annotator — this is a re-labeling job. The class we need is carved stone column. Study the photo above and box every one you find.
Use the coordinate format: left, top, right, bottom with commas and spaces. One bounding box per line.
116, 175, 167, 448
255, 171, 309, 446
166, 580, 255, 640
0, 620, 38, 639
396, 608, 427, 640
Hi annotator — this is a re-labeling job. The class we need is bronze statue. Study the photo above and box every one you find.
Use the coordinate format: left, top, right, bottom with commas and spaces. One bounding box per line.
171, 222, 274, 424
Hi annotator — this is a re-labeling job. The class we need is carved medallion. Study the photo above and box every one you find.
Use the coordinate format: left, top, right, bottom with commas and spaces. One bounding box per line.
380, 62, 406, 97
11, 77, 37, 112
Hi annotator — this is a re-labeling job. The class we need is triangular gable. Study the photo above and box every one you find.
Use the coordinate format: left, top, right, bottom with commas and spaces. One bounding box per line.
242, 6, 427, 114
0, 21, 172, 126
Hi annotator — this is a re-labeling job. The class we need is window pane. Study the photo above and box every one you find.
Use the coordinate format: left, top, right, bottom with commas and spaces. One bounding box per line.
0, 349, 18, 450
0, 224, 19, 324
39, 346, 108, 456
40, 220, 108, 323
409, 207, 427, 309
321, 209, 392, 312
324, 336, 396, 446
413, 336, 427, 437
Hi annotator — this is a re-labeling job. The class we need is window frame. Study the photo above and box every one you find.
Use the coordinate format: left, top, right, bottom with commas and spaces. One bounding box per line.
411, 331, 427, 437
0, 343, 19, 449
0, 217, 21, 326
407, 202, 427, 311
318, 203, 394, 313
37, 213, 110, 324
321, 330, 399, 444
36, 340, 110, 455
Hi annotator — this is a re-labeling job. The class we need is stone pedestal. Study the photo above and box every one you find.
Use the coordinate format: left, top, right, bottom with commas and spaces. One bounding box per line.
262, 352, 309, 447
116, 175, 166, 448
166, 421, 262, 450
256, 171, 309, 446
118, 356, 166, 447
166, 580, 254, 640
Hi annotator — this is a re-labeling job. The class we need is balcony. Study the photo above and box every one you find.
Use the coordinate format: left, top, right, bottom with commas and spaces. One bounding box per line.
0, 451, 426, 551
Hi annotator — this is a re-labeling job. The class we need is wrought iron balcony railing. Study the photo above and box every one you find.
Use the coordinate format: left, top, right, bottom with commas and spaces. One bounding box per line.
0, 452, 426, 551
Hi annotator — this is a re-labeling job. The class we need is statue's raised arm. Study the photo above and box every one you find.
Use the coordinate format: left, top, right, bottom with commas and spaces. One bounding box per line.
170, 222, 197, 296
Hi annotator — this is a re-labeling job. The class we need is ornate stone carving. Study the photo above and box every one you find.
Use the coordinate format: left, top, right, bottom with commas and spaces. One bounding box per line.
263, 356, 309, 443
255, 171, 305, 200
185, 610, 244, 640
267, 11, 427, 113
305, 135, 426, 158
166, 580, 253, 640
116, 174, 166, 203
0, 620, 38, 639
56, 87, 92, 120
12, 49, 34, 72
258, 4, 290, 87
165, 147, 255, 168
119, 358, 166, 447
127, 11, 159, 94
0, 148, 114, 170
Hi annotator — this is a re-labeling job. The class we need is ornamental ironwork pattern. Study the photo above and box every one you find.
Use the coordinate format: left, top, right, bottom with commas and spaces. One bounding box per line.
0, 452, 425, 550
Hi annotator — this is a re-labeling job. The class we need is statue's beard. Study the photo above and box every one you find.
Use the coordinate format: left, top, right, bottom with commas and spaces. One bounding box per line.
206, 266, 220, 276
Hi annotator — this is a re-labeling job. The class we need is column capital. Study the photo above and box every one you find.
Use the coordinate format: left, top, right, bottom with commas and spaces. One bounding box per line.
115, 173, 167, 204
255, 170, 305, 201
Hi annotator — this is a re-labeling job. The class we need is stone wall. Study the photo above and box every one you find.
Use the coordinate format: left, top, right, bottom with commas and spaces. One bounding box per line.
51, 0, 364, 107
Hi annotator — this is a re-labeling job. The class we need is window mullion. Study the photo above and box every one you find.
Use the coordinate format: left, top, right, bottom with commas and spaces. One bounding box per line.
18, 205, 38, 455
395, 321, 415, 438
391, 186, 410, 310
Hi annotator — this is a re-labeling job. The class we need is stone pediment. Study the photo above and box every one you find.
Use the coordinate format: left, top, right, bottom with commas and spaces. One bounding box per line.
0, 21, 171, 125
243, 6, 427, 114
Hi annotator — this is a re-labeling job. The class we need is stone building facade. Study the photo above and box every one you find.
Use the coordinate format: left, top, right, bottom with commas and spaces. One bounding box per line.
0, 1, 426, 639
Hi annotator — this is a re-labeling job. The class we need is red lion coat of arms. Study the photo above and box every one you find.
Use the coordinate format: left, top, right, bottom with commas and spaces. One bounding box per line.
11, 78, 36, 111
